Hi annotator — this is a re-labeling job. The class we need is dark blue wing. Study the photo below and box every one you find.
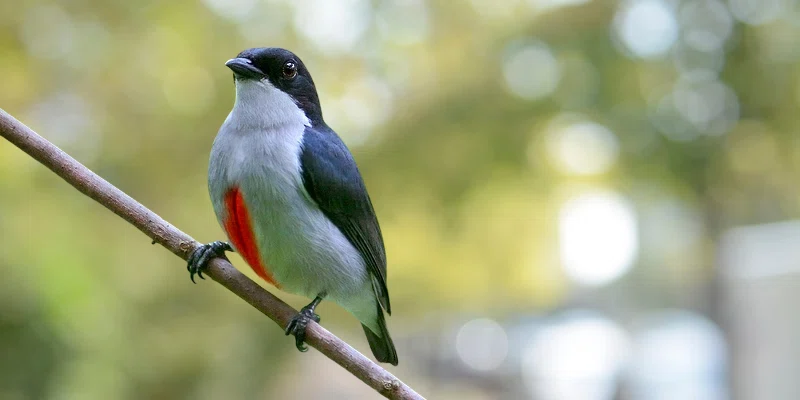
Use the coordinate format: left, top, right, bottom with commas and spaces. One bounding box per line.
300, 126, 390, 314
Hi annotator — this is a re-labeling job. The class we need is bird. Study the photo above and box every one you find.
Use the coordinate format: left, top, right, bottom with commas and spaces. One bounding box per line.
186, 47, 397, 365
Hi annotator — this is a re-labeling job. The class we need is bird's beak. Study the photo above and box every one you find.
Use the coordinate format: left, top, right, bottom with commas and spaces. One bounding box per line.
225, 58, 264, 80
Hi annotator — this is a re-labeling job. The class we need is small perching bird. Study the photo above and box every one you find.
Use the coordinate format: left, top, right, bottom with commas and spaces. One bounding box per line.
187, 47, 397, 365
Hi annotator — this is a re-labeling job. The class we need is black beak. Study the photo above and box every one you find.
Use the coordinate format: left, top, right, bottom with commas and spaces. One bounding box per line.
225, 58, 264, 80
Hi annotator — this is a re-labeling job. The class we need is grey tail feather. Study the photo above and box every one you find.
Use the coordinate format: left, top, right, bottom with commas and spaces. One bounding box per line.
362, 305, 398, 366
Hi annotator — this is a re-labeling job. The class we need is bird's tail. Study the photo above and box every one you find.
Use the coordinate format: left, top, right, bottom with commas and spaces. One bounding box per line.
362, 304, 398, 365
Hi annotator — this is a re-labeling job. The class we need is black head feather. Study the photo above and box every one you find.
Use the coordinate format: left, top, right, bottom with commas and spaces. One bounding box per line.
231, 47, 323, 124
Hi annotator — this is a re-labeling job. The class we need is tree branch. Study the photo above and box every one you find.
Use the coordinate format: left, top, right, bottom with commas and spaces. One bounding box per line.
0, 109, 424, 400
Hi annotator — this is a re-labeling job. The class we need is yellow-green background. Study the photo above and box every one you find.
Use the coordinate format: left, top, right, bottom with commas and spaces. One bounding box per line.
1, 0, 798, 399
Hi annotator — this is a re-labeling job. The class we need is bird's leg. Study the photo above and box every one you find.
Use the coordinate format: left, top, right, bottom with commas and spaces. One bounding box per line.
186, 241, 233, 283
285, 295, 324, 352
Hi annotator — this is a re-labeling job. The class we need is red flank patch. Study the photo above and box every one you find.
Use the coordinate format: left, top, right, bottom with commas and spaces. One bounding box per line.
223, 187, 278, 287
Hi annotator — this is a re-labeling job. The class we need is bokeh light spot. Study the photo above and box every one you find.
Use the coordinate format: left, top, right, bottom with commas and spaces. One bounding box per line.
649, 74, 739, 140
679, 0, 733, 53
614, 0, 679, 59
559, 191, 638, 286
545, 116, 619, 176
502, 40, 561, 100
628, 310, 728, 400
455, 318, 509, 372
523, 310, 631, 400
672, 75, 739, 136
292, 0, 372, 54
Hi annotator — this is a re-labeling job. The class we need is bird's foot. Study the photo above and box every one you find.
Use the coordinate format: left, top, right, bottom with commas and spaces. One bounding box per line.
285, 296, 323, 352
187, 241, 232, 283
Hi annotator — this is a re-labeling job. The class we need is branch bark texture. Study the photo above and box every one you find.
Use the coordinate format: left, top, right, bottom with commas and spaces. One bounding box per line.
0, 108, 424, 400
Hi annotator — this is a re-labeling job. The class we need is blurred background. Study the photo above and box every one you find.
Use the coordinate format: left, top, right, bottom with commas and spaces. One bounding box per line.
1, 0, 799, 398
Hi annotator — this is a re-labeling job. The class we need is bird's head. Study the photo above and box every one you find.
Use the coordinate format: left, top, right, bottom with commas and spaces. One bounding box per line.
226, 48, 322, 126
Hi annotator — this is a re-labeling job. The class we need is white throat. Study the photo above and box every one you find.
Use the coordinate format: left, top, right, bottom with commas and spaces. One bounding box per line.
228, 78, 310, 130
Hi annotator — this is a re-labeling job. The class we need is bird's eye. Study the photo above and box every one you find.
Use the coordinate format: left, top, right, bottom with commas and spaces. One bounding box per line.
282, 61, 298, 79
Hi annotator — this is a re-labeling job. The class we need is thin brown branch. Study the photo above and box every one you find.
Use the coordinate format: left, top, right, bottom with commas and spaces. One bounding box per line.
0, 108, 424, 400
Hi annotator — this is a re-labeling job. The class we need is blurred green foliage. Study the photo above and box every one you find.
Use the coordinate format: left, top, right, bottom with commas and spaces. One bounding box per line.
2, 0, 799, 398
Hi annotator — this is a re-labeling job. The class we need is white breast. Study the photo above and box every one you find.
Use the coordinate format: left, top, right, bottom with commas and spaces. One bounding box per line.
208, 78, 377, 326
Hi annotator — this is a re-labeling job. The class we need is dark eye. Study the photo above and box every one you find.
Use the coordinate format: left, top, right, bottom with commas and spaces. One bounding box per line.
282, 61, 297, 79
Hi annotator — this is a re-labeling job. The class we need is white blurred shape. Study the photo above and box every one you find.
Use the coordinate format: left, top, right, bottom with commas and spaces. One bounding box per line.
728, 0, 786, 25
627, 310, 728, 400
202, 0, 257, 22
672, 75, 739, 136
721, 220, 800, 279
649, 73, 739, 141
503, 40, 561, 100
559, 191, 638, 286
376, 0, 430, 45
546, 117, 619, 175
21, 5, 75, 61
455, 318, 509, 372
679, 0, 733, 53
293, 0, 372, 54
614, 0, 679, 59
523, 311, 630, 400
